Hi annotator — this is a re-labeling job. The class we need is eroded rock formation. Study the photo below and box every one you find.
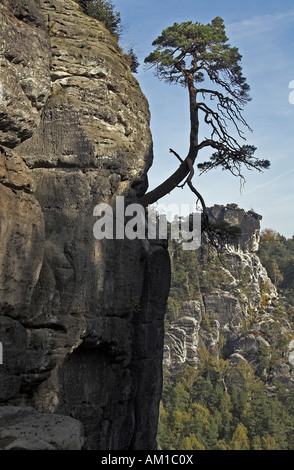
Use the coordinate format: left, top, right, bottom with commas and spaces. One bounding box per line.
164, 204, 294, 390
0, 0, 170, 450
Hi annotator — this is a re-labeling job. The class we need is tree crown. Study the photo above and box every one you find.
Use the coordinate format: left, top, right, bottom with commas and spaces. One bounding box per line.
144, 17, 250, 105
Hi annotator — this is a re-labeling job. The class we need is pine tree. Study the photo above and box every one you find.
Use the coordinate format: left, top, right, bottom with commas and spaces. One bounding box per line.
74, 0, 122, 36
230, 423, 250, 450
140, 17, 269, 207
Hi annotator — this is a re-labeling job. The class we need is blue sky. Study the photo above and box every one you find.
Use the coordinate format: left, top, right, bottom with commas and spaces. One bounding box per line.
115, 0, 294, 237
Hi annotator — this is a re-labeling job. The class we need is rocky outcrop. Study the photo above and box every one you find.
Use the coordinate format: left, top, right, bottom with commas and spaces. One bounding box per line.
0, 406, 84, 450
0, 0, 170, 450
164, 204, 294, 389
208, 203, 262, 252
0, 0, 51, 148
164, 301, 202, 369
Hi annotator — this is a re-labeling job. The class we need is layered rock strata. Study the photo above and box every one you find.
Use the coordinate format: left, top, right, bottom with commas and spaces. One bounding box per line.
0, 0, 170, 450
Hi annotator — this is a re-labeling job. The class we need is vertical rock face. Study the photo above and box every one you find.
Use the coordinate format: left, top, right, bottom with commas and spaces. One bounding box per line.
0, 0, 170, 450
0, 0, 51, 148
0, 0, 50, 411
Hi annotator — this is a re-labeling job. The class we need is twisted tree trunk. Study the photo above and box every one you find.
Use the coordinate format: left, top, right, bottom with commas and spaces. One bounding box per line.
139, 79, 199, 207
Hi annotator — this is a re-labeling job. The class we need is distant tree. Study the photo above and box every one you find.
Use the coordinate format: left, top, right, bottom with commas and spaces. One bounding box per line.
260, 436, 280, 450
74, 0, 122, 37
127, 47, 140, 73
230, 423, 250, 450
158, 357, 294, 450
260, 228, 279, 242
140, 18, 270, 217
267, 259, 283, 286
181, 434, 205, 450
215, 439, 230, 450
259, 229, 294, 301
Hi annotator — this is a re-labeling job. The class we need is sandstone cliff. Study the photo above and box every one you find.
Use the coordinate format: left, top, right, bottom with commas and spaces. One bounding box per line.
0, 0, 170, 450
164, 204, 294, 391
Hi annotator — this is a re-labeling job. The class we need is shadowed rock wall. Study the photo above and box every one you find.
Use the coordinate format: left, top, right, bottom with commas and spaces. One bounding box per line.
0, 0, 170, 450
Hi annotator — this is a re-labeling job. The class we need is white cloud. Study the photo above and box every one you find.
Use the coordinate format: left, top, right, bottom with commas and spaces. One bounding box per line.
229, 9, 294, 38
243, 167, 294, 196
